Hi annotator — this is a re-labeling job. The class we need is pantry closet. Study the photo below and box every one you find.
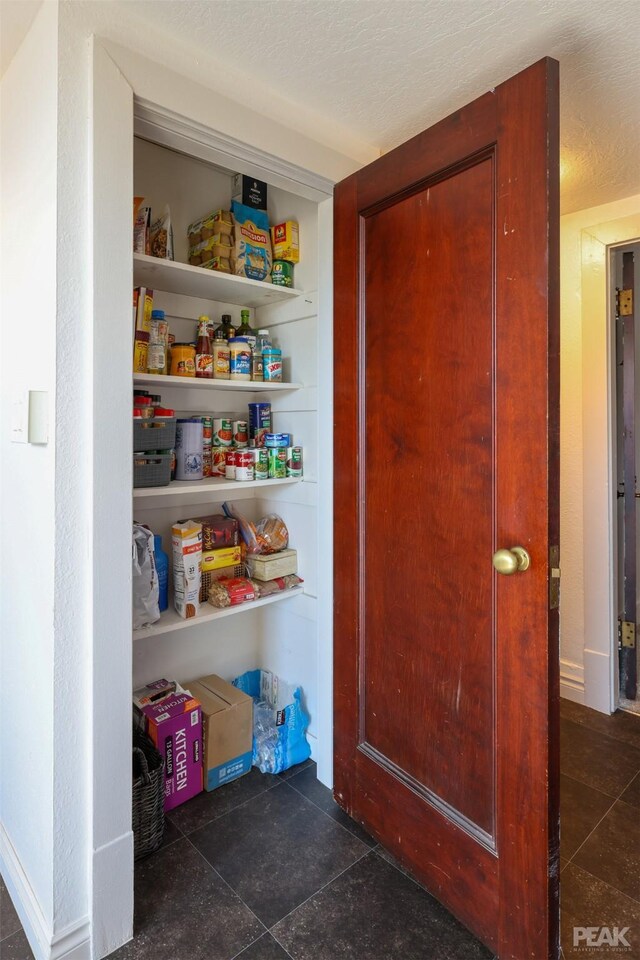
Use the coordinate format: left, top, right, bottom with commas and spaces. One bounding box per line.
130, 133, 332, 773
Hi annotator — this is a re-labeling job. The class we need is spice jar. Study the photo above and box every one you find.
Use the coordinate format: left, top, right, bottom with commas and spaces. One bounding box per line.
137, 396, 154, 419
169, 342, 196, 377
213, 338, 230, 380
228, 337, 251, 381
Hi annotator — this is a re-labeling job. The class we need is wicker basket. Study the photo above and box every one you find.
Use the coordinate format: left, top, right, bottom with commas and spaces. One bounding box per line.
132, 731, 165, 860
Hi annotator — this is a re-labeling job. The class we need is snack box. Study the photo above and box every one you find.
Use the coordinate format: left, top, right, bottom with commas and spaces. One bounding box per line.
134, 286, 154, 336
187, 209, 233, 245
271, 221, 299, 263
246, 548, 298, 582
232, 174, 267, 211
188, 234, 234, 266
200, 256, 233, 274
186, 674, 253, 791
189, 514, 239, 551
201, 545, 243, 572
140, 691, 203, 810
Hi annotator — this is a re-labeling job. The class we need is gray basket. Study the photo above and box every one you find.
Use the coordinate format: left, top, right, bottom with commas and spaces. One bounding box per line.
132, 730, 165, 861
133, 417, 176, 453
134, 452, 172, 487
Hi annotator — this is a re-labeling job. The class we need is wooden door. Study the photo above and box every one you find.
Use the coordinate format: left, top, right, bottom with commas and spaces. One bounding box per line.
333, 58, 560, 960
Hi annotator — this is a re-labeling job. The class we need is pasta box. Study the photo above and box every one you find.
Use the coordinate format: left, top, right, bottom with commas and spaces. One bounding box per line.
186, 675, 253, 791
140, 691, 203, 810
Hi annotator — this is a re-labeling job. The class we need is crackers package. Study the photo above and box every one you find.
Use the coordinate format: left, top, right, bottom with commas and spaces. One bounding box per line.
232, 200, 272, 282
171, 521, 202, 619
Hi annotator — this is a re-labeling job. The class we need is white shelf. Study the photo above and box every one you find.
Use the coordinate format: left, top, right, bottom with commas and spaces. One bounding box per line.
134, 253, 302, 308
133, 373, 302, 393
133, 586, 304, 640
134, 476, 300, 499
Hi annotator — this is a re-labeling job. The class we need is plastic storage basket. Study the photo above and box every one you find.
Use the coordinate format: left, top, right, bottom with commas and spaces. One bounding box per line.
133, 416, 176, 452
134, 452, 172, 488
132, 730, 165, 860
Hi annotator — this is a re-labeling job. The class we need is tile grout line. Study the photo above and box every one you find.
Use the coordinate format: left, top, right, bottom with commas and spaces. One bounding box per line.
284, 775, 375, 847
561, 858, 640, 908
230, 932, 295, 960
268, 845, 375, 935
175, 776, 285, 839
566, 792, 623, 868
561, 708, 640, 751
560, 770, 619, 803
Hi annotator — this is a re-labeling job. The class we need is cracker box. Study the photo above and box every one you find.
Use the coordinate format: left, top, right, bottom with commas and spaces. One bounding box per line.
142, 690, 203, 810
187, 675, 253, 791
271, 221, 299, 263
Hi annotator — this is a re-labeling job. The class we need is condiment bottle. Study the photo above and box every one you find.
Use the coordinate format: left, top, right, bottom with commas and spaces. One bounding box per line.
214, 313, 236, 342
236, 309, 256, 350
213, 338, 230, 380
228, 337, 251, 381
169, 342, 196, 377
195, 315, 213, 379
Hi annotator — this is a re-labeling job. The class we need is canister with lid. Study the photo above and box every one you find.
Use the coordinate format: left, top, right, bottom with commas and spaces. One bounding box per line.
170, 342, 196, 377
263, 348, 283, 382
213, 338, 230, 379
175, 418, 203, 480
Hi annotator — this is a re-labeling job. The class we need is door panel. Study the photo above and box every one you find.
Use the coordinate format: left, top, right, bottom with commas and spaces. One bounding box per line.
334, 58, 560, 960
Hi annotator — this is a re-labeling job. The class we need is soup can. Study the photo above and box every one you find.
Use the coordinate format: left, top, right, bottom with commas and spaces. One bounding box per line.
233, 420, 249, 448
286, 446, 303, 478
235, 450, 254, 482
213, 418, 233, 447
202, 446, 212, 478
225, 449, 236, 480
201, 416, 213, 446
212, 449, 226, 477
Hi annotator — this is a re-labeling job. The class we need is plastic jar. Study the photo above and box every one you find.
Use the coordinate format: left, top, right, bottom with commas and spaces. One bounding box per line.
213, 338, 230, 380
263, 347, 283, 382
170, 342, 196, 377
147, 340, 167, 376
228, 337, 251, 381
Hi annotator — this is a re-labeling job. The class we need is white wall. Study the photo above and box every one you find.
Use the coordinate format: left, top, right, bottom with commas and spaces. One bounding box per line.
0, 0, 58, 943
560, 192, 640, 709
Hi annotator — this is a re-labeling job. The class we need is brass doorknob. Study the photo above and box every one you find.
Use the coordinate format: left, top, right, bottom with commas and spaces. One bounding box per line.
492, 546, 531, 575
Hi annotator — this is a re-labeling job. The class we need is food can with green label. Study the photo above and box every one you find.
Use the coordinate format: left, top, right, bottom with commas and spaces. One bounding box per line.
271, 260, 294, 287
268, 447, 287, 479
252, 448, 268, 480
286, 446, 303, 478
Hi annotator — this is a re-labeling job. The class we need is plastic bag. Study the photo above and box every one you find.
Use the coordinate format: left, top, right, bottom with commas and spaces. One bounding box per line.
149, 204, 174, 260
233, 669, 311, 774
222, 502, 288, 555
132, 523, 160, 628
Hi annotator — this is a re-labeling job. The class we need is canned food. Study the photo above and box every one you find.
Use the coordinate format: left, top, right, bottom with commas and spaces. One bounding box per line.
286, 445, 303, 478
265, 433, 291, 448
252, 448, 268, 480
248, 402, 272, 447
268, 447, 287, 479
235, 450, 254, 482
213, 418, 233, 447
225, 449, 236, 480
201, 416, 213, 445
272, 260, 294, 287
202, 447, 212, 478
212, 449, 226, 477
233, 420, 249, 447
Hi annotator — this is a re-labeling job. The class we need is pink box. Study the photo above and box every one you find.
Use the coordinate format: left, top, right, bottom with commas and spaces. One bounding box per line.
142, 691, 203, 811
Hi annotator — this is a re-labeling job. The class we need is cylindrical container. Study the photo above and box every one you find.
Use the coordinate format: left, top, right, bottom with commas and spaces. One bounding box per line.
147, 340, 167, 376
272, 260, 294, 287
228, 337, 251, 381
133, 334, 149, 374
153, 535, 169, 612
235, 450, 254, 482
150, 310, 169, 346
200, 416, 213, 446
233, 420, 249, 448
202, 447, 212, 478
224, 449, 236, 480
248, 402, 272, 447
265, 432, 291, 448
286, 446, 303, 478
213, 418, 233, 447
268, 447, 287, 479
263, 347, 283, 382
251, 350, 264, 381
175, 418, 203, 480
252, 448, 268, 480
137, 396, 154, 420
213, 338, 230, 380
170, 342, 196, 377
212, 449, 226, 477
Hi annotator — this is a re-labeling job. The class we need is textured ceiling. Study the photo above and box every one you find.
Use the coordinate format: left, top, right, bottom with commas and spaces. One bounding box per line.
3, 0, 640, 213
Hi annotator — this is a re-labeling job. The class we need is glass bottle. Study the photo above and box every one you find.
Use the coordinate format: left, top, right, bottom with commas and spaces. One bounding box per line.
195, 315, 213, 379
236, 309, 256, 350
214, 313, 236, 342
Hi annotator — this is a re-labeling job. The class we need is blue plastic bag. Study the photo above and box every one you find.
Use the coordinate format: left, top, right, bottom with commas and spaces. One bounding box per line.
233, 669, 311, 774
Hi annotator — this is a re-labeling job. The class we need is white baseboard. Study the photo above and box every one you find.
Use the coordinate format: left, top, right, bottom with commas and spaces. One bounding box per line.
0, 822, 90, 960
583, 648, 614, 713
560, 657, 585, 704
92, 830, 134, 960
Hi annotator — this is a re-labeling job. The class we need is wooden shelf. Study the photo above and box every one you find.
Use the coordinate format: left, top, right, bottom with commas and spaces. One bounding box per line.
133, 373, 302, 393
134, 253, 302, 308
133, 475, 302, 509
133, 586, 304, 640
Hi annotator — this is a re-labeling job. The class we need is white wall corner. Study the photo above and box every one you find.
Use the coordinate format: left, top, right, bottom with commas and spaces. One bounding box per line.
560, 658, 585, 704
91, 832, 134, 960
583, 648, 614, 714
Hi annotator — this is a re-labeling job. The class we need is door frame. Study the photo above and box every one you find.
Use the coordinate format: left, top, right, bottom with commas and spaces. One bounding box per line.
580, 214, 640, 713
90, 39, 338, 957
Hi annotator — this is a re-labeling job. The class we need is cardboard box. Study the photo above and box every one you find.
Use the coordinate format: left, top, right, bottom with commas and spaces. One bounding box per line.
141, 690, 203, 811
271, 221, 299, 263
187, 674, 253, 791
189, 514, 239, 551
201, 545, 243, 572
233, 173, 268, 210
133, 678, 176, 711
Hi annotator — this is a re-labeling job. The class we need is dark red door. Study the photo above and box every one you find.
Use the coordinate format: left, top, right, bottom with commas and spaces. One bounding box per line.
333, 59, 560, 959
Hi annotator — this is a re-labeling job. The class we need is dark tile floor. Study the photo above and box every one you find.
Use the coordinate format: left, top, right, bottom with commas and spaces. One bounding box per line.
2, 702, 639, 959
